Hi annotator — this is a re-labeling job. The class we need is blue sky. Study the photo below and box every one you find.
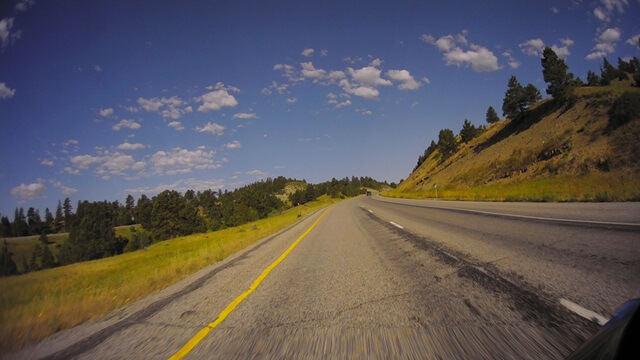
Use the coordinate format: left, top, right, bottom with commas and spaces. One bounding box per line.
1, 0, 639, 215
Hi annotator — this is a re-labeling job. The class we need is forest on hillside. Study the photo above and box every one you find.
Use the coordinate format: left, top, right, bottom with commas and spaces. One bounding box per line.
1, 176, 391, 276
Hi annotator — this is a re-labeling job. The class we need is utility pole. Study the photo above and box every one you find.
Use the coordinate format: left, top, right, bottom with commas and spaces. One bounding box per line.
434, 184, 438, 200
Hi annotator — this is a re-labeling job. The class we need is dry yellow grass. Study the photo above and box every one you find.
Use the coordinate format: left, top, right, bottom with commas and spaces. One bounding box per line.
396, 85, 640, 202
0, 197, 340, 354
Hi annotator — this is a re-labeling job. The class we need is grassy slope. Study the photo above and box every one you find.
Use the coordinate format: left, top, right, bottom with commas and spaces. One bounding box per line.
385, 83, 640, 202
0, 196, 341, 353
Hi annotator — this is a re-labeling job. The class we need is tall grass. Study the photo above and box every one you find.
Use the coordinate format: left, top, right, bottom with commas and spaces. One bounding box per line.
383, 173, 640, 202
0, 197, 340, 354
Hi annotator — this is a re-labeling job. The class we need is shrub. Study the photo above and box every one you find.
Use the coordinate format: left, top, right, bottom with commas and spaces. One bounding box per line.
608, 92, 640, 130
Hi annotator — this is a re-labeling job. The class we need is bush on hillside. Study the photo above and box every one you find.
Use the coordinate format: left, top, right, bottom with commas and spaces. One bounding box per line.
608, 92, 640, 131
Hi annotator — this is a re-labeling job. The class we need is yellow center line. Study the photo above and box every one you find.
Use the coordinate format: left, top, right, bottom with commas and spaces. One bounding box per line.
168, 208, 331, 360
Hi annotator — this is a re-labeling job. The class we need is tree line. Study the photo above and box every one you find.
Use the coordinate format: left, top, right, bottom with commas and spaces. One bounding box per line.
412, 49, 640, 174
1, 175, 390, 276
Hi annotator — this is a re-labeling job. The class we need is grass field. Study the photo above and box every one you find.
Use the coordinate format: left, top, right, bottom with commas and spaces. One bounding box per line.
0, 196, 341, 354
383, 173, 640, 202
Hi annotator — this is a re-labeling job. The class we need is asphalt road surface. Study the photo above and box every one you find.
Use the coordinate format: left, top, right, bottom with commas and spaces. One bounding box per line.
11, 196, 640, 359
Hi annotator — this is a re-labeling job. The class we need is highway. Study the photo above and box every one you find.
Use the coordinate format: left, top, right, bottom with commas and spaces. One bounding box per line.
13, 196, 640, 359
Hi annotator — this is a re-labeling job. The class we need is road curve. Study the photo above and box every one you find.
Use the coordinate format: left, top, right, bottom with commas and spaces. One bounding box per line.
9, 197, 640, 359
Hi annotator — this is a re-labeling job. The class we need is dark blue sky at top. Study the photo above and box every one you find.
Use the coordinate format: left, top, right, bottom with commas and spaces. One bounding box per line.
1, 0, 639, 215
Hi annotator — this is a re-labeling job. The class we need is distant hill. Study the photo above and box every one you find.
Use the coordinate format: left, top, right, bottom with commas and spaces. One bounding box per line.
387, 80, 640, 202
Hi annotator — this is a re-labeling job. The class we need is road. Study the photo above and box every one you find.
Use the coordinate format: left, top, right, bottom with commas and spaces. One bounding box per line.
11, 196, 640, 359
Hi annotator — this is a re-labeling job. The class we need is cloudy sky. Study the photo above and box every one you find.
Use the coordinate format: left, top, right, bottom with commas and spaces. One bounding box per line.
1, 0, 639, 214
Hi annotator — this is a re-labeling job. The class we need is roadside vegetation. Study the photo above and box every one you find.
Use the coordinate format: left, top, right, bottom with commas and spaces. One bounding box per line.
391, 49, 640, 202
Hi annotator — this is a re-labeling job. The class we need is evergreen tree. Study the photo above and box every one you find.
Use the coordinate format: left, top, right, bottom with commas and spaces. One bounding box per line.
54, 200, 64, 232
523, 83, 542, 106
63, 198, 73, 231
541, 47, 574, 102
502, 76, 525, 119
460, 119, 479, 143
0, 216, 11, 237
40, 245, 56, 269
39, 230, 48, 246
437, 129, 458, 160
136, 195, 153, 230
1, 240, 18, 276
29, 245, 39, 271
486, 106, 500, 124
44, 208, 54, 232
600, 58, 616, 85
587, 70, 600, 86
13, 208, 28, 237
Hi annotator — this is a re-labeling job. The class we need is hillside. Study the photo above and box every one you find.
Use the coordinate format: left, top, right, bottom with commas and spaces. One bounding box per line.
389, 84, 640, 202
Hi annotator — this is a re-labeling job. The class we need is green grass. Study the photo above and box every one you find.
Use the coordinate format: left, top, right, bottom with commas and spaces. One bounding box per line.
0, 196, 341, 354
383, 173, 640, 202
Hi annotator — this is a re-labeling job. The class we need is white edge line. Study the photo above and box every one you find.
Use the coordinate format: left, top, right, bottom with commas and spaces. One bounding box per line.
378, 199, 640, 228
389, 221, 404, 229
560, 298, 609, 326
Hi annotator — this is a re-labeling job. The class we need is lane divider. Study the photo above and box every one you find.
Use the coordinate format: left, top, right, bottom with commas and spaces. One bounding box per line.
560, 298, 609, 326
389, 221, 404, 229
168, 208, 331, 360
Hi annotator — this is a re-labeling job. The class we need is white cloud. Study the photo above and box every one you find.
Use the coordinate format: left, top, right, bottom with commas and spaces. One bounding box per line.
627, 34, 640, 48
70, 154, 102, 169
232, 112, 257, 119
125, 106, 139, 113
112, 119, 141, 131
356, 108, 373, 116
424, 32, 500, 72
320, 49, 328, 56
519, 38, 546, 56
99, 108, 114, 117
422, 77, 430, 84
131, 161, 147, 171
335, 99, 351, 108
225, 140, 242, 149
62, 139, 78, 147
195, 122, 225, 135
49, 179, 77, 196
93, 65, 103, 72
339, 79, 379, 99
64, 167, 80, 175
246, 170, 269, 178
168, 121, 184, 131
273, 63, 302, 82
550, 6, 559, 13
301, 62, 327, 79
0, 82, 16, 99
551, 45, 571, 59
386, 70, 421, 90
261, 81, 288, 95
0, 18, 21, 49
348, 66, 392, 87
11, 180, 46, 201
40, 159, 54, 166
196, 89, 238, 112
586, 28, 621, 60
301, 48, 314, 57
150, 148, 219, 174
560, 38, 575, 47
502, 50, 520, 69
593, 0, 628, 22
125, 178, 226, 195
15, 0, 34, 11
115, 142, 146, 150
137, 97, 163, 112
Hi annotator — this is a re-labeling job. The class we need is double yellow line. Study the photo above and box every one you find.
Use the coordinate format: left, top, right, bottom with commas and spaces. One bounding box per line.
169, 208, 330, 359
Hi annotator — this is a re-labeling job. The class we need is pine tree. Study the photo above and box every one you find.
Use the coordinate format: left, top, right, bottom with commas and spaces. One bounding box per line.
63, 198, 73, 231
1, 240, 18, 276
39, 230, 48, 246
44, 208, 54, 232
29, 245, 39, 271
523, 84, 542, 106
587, 70, 600, 86
486, 106, 500, 124
54, 200, 64, 232
541, 47, 574, 103
502, 76, 525, 119
437, 129, 458, 160
600, 58, 616, 85
40, 245, 56, 269
460, 119, 478, 143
